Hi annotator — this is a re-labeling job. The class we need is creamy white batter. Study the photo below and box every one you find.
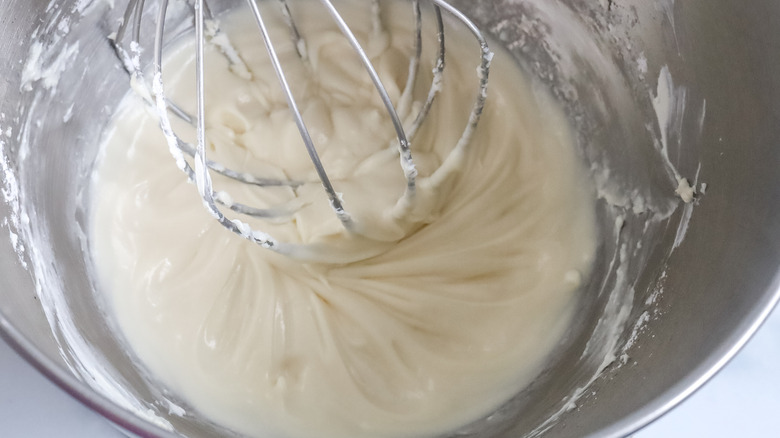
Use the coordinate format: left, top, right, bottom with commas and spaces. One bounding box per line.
92, 2, 596, 437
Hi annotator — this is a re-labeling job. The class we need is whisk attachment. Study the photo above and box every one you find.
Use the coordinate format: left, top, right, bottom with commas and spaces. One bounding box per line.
112, 0, 493, 259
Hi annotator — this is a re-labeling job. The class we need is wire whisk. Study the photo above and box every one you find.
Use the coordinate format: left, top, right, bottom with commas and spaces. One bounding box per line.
112, 0, 492, 260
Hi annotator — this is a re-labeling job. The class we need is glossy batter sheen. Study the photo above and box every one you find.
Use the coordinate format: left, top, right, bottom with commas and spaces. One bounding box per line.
92, 3, 596, 438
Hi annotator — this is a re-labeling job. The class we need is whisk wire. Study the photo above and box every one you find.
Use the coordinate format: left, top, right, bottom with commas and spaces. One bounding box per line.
407, 4, 444, 140
319, 0, 418, 198
277, 0, 309, 61
245, 0, 355, 231
425, 0, 491, 188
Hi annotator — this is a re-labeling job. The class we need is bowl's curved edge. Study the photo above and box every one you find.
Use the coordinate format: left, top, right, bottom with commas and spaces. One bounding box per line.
595, 268, 780, 438
0, 316, 177, 438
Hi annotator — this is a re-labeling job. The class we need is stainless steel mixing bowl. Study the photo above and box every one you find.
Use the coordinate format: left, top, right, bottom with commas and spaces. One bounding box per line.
1, 1, 778, 437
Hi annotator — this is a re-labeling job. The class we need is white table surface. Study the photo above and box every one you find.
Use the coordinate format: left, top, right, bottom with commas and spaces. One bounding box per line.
1, 306, 778, 437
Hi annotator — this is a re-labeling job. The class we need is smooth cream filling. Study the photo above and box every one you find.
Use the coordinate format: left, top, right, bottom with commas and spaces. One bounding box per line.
92, 2, 597, 437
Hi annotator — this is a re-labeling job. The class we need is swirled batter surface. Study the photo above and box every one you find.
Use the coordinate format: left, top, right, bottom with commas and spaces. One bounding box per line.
92, 2, 596, 437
